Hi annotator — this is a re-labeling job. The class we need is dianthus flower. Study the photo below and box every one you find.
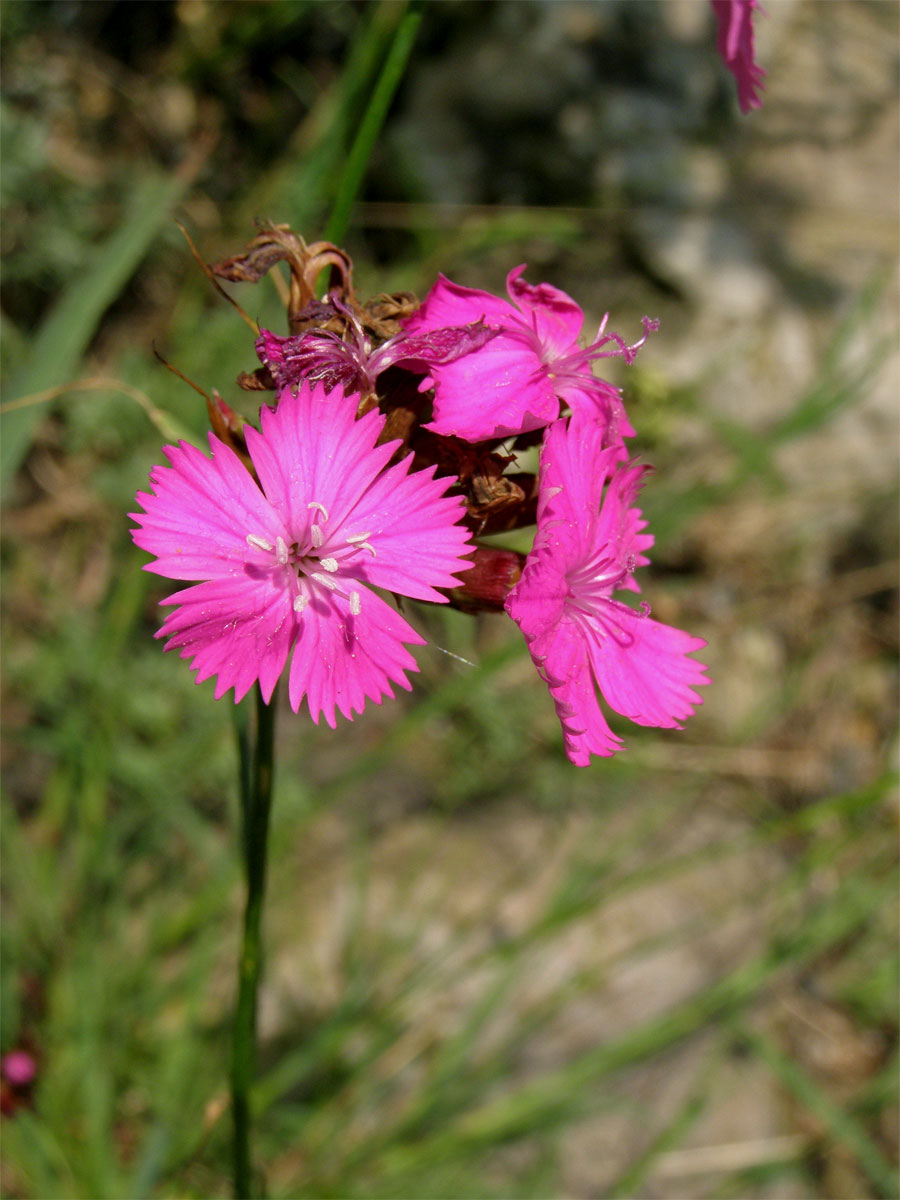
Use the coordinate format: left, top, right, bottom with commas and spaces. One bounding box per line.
505, 416, 708, 765
711, 0, 766, 113
131, 381, 472, 724
402, 266, 657, 444
256, 299, 497, 399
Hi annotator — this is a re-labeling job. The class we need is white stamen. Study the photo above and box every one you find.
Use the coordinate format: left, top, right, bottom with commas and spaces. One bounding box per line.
308, 501, 330, 522
293, 593, 309, 613
346, 533, 376, 557
311, 571, 339, 591
275, 536, 289, 565
319, 557, 339, 573
349, 591, 361, 616
246, 534, 273, 552
311, 524, 324, 548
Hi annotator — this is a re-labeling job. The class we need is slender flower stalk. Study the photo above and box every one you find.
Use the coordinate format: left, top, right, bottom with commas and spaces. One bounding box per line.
231, 683, 278, 1199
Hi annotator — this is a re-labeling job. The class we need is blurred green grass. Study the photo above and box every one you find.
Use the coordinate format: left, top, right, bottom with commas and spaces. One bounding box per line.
2, 2, 898, 1198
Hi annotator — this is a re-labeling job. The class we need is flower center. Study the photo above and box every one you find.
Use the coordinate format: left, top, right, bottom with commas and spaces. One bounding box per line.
245, 500, 376, 618
566, 547, 650, 647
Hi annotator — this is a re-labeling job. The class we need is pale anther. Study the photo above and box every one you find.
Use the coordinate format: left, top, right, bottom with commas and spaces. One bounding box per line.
311, 524, 324, 548
293, 594, 309, 613
346, 533, 376, 557
275, 536, 290, 565
311, 571, 339, 591
246, 534, 273, 552
319, 557, 339, 573
349, 591, 361, 616
308, 501, 329, 521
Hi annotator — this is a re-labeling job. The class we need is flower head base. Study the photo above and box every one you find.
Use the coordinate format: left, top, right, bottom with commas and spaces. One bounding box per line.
131, 381, 472, 725
711, 0, 766, 113
505, 416, 708, 765
402, 265, 657, 444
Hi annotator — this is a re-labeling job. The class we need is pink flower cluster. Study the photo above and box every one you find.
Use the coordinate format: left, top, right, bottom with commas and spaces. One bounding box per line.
133, 242, 708, 764
406, 270, 708, 764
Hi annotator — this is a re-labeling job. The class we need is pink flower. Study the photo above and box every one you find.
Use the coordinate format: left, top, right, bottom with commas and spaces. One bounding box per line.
402, 266, 657, 444
256, 299, 497, 397
711, 0, 766, 113
1, 1051, 36, 1089
505, 417, 708, 765
131, 382, 472, 725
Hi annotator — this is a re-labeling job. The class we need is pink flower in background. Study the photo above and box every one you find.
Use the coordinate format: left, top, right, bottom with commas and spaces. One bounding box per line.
403, 266, 657, 443
131, 382, 472, 725
1, 1052, 36, 1089
711, 0, 766, 113
505, 417, 708, 765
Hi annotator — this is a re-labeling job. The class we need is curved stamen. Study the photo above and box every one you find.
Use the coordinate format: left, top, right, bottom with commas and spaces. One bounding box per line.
345, 533, 376, 557
308, 501, 330, 522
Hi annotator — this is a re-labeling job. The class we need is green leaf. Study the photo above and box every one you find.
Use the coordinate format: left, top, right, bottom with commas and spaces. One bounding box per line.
1, 169, 192, 495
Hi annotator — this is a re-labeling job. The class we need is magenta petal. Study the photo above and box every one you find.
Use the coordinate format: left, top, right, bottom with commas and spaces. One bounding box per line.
404, 273, 517, 334
425, 332, 560, 441
587, 612, 709, 728
523, 623, 623, 765
130, 436, 285, 581
246, 384, 396, 538
158, 574, 295, 704
287, 589, 423, 727
345, 460, 472, 601
379, 320, 498, 373
506, 264, 585, 357
710, 0, 766, 113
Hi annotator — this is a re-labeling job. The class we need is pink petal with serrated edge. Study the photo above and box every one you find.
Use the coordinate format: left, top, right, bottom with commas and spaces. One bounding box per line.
288, 588, 423, 727
130, 436, 287, 581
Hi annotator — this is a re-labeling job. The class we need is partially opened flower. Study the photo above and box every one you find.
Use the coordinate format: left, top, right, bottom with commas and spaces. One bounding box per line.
402, 266, 657, 444
131, 381, 472, 725
711, 0, 766, 113
505, 416, 708, 765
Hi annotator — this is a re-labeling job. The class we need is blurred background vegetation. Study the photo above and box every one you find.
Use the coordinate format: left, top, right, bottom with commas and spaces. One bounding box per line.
1, 1, 897, 1197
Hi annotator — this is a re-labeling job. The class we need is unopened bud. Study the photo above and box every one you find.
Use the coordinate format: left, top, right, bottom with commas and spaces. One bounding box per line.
446, 547, 525, 613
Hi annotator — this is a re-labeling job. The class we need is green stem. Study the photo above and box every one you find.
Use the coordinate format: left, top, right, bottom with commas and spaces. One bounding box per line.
232, 684, 278, 1199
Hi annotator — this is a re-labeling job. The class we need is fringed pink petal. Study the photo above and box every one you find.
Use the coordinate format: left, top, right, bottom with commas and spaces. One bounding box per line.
247, 383, 397, 539
345, 459, 473, 602
587, 611, 709, 728
711, 0, 766, 113
506, 265, 585, 356
157, 574, 296, 704
530, 624, 624, 765
287, 589, 424, 727
130, 436, 285, 581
